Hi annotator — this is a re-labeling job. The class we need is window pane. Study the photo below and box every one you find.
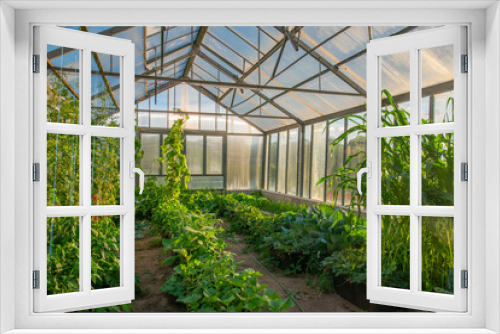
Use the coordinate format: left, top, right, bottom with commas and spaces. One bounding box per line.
311, 122, 326, 201
141, 134, 160, 175
200, 115, 216, 131
326, 119, 345, 204
268, 133, 278, 191
381, 215, 410, 290
47, 217, 80, 295
91, 137, 121, 205
421, 133, 454, 206
186, 135, 204, 175
277, 131, 287, 193
185, 114, 199, 130
188, 175, 224, 190
138, 112, 149, 127
216, 116, 226, 131
302, 125, 312, 198
421, 45, 454, 124
91, 52, 121, 127
381, 51, 410, 126
227, 136, 263, 190
91, 215, 121, 290
47, 45, 80, 124
345, 115, 367, 206
264, 134, 269, 189
287, 129, 298, 196
47, 134, 80, 206
421, 217, 454, 294
381, 136, 410, 205
206, 136, 223, 175
150, 112, 168, 128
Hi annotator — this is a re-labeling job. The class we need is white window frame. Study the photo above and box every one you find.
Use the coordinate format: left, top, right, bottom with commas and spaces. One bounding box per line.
33, 26, 136, 313
1, 2, 498, 333
366, 26, 467, 312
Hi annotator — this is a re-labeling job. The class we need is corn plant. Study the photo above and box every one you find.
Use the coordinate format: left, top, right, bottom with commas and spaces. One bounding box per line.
319, 89, 454, 293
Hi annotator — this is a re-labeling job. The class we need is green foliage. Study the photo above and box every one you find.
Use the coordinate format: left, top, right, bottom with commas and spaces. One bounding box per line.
47, 216, 121, 294
46, 74, 129, 311
151, 200, 293, 312
231, 192, 306, 214
319, 89, 455, 293
158, 115, 191, 202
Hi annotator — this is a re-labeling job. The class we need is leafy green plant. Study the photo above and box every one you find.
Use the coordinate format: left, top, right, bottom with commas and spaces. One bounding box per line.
158, 115, 191, 202
319, 89, 454, 294
152, 200, 293, 312
46, 73, 128, 311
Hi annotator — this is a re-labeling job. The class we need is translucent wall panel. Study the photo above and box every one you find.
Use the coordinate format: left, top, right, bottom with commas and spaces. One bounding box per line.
227, 136, 263, 190
268, 133, 278, 191
141, 133, 160, 175
206, 136, 223, 175
161, 134, 167, 175
326, 119, 345, 204
277, 131, 287, 193
138, 112, 149, 127
175, 84, 200, 112
311, 122, 326, 201
264, 134, 268, 190
200, 115, 216, 131
287, 129, 299, 196
302, 125, 312, 198
188, 176, 224, 190
150, 112, 168, 128
345, 113, 367, 205
186, 135, 204, 175
228, 116, 261, 134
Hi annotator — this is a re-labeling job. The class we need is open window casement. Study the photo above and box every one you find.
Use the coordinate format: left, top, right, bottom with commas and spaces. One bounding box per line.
364, 26, 467, 312
33, 26, 138, 312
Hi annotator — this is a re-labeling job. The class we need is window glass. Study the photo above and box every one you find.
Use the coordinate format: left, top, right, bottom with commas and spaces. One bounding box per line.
277, 131, 287, 193
302, 125, 312, 198
186, 135, 204, 175
311, 122, 326, 201
287, 129, 299, 196
206, 136, 223, 175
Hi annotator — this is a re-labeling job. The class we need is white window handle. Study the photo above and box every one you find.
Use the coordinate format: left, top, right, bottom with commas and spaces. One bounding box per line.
356, 162, 371, 195
129, 162, 145, 194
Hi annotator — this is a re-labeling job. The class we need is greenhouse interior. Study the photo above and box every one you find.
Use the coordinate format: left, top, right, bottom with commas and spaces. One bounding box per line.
46, 25, 455, 313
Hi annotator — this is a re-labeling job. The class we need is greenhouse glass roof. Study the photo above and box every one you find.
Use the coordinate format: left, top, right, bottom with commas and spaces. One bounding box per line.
50, 26, 451, 133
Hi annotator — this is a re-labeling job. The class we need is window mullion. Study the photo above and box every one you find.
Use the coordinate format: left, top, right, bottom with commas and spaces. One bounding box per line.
409, 47, 420, 295
82, 47, 92, 294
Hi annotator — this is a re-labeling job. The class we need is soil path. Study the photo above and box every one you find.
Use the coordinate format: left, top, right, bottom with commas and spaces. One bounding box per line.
131, 236, 186, 312
220, 222, 362, 312
131, 226, 362, 312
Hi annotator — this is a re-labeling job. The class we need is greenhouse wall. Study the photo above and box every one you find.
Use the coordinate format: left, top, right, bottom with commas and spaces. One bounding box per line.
227, 136, 263, 190
137, 83, 265, 190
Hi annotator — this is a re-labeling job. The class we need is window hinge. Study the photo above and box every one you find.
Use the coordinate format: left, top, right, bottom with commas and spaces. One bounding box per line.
33, 54, 40, 73
461, 54, 468, 73
33, 270, 40, 289
33, 163, 40, 182
461, 162, 468, 181
461, 270, 468, 289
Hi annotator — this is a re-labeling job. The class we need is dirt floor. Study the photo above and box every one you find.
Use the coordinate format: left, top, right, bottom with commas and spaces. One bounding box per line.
221, 227, 362, 313
131, 236, 186, 312
131, 225, 362, 313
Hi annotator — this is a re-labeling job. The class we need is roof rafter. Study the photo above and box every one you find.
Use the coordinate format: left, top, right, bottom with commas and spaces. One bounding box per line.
79, 26, 120, 109
182, 26, 209, 78
133, 75, 362, 96
189, 84, 267, 133
274, 26, 367, 96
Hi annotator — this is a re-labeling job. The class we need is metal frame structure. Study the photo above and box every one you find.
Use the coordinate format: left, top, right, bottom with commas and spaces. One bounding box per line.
50, 25, 454, 197
61, 25, 446, 135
